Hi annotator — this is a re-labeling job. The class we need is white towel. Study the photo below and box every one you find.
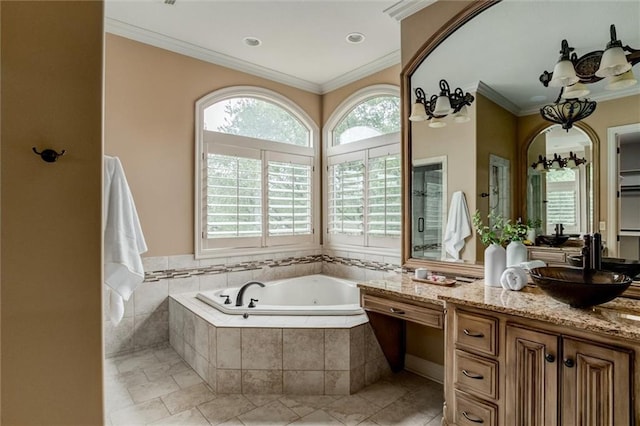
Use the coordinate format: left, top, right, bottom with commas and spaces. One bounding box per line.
104, 156, 147, 325
443, 191, 472, 260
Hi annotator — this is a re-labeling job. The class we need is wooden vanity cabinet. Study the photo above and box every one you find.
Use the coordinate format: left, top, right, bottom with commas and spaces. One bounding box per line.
445, 305, 635, 426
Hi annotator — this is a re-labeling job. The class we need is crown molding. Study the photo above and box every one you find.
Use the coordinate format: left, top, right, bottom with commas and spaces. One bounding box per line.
106, 18, 401, 95
519, 85, 640, 116
105, 18, 323, 94
466, 80, 521, 116
384, 0, 436, 21
319, 50, 401, 94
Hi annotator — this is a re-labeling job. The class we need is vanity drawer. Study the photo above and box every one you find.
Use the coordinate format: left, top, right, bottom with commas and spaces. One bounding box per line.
528, 249, 567, 264
454, 310, 498, 356
454, 350, 497, 400
454, 391, 497, 426
361, 294, 443, 328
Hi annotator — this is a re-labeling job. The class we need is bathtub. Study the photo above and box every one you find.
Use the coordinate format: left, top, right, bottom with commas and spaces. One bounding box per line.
196, 274, 364, 316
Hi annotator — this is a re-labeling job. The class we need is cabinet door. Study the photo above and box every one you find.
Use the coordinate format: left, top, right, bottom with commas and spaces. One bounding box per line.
561, 337, 632, 426
506, 325, 559, 426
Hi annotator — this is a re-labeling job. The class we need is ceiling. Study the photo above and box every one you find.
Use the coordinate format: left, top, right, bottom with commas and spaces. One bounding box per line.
411, 0, 640, 116
105, 0, 420, 94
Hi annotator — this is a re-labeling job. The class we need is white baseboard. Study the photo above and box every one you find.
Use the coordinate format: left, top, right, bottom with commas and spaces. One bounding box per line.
404, 353, 444, 384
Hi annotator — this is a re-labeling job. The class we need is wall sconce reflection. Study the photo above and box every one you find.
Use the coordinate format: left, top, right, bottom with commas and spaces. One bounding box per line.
531, 152, 587, 172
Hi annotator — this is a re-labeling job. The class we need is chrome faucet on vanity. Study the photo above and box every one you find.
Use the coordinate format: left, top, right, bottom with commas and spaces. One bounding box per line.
235, 281, 265, 306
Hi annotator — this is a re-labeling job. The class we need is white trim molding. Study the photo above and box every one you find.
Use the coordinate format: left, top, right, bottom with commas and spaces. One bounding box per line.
384, 0, 436, 21
405, 353, 444, 384
606, 123, 640, 257
106, 18, 400, 95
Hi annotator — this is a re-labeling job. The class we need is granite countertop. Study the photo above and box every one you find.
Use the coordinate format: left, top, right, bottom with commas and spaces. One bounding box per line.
358, 274, 640, 341
357, 273, 468, 307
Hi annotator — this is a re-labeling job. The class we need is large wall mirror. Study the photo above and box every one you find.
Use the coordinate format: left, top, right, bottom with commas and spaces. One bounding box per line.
402, 0, 640, 276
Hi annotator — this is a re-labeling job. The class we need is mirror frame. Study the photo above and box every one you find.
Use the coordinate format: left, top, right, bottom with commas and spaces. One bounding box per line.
518, 121, 600, 237
401, 0, 498, 277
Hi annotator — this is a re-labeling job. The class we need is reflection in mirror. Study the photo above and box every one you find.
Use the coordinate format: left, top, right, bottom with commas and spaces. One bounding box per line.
412, 157, 446, 260
489, 154, 510, 225
527, 125, 593, 236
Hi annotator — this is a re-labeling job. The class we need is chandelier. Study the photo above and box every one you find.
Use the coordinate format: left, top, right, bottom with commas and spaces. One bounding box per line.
408, 79, 475, 128
539, 25, 639, 131
531, 151, 588, 172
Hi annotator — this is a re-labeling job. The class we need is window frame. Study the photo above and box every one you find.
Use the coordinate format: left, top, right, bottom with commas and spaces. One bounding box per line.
195, 86, 320, 259
323, 84, 401, 254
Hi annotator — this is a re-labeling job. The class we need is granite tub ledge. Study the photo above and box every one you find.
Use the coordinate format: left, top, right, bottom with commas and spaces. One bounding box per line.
439, 280, 640, 342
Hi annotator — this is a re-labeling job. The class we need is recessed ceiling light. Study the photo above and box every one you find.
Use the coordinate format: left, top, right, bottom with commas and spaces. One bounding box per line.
164, 0, 176, 4
530, 95, 547, 102
243, 37, 262, 47
346, 32, 365, 44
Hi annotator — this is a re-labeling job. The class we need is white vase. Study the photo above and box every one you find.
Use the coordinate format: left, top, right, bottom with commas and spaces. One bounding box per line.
526, 228, 536, 243
484, 243, 506, 287
506, 240, 528, 267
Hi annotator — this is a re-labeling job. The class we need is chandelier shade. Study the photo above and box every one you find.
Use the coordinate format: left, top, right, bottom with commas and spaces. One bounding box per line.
540, 89, 597, 131
605, 69, 637, 90
561, 82, 590, 99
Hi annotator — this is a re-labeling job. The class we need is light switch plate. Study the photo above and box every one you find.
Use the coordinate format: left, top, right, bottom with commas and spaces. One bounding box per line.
599, 221, 606, 231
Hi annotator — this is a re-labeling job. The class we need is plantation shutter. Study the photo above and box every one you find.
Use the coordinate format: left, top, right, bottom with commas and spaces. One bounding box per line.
327, 152, 365, 245
203, 144, 262, 249
367, 146, 401, 247
266, 152, 313, 245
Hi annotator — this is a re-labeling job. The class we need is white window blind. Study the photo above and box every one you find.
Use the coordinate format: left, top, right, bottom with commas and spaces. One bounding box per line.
205, 152, 262, 240
367, 153, 401, 239
267, 153, 313, 242
328, 159, 365, 237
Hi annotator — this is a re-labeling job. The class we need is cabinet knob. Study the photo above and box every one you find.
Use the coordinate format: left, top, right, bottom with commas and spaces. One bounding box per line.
462, 411, 484, 423
563, 358, 575, 368
545, 353, 555, 363
463, 329, 484, 338
390, 307, 405, 315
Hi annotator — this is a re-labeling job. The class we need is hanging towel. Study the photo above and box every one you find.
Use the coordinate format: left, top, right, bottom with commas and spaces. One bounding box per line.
443, 191, 472, 260
104, 156, 148, 325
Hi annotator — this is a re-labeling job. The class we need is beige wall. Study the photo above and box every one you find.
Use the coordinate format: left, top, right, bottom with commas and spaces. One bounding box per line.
106, 35, 401, 257
411, 102, 477, 262
105, 34, 322, 257
1, 2, 104, 424
475, 94, 518, 260
517, 94, 640, 227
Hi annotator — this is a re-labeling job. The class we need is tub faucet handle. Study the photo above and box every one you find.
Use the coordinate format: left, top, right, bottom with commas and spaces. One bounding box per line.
248, 298, 259, 308
220, 295, 231, 305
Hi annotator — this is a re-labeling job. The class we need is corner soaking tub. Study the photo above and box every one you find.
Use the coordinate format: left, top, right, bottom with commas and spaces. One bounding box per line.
196, 274, 364, 316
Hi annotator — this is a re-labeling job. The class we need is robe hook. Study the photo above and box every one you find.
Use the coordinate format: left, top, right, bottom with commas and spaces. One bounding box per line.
33, 147, 66, 163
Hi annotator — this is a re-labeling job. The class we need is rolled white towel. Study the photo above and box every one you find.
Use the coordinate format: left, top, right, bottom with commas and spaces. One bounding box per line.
500, 267, 528, 291
518, 260, 546, 271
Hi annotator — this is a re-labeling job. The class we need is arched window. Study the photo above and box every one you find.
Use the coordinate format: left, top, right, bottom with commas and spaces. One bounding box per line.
333, 95, 400, 146
195, 87, 319, 257
324, 85, 401, 250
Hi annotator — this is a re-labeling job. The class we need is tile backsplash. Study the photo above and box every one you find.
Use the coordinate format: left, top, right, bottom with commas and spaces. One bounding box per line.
104, 248, 401, 358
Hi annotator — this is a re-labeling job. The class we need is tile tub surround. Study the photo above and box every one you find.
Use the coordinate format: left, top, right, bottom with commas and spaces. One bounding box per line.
168, 293, 391, 395
105, 251, 401, 357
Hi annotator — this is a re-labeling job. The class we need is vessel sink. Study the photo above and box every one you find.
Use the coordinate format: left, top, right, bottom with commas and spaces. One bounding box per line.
537, 234, 570, 247
566, 255, 640, 280
529, 266, 632, 308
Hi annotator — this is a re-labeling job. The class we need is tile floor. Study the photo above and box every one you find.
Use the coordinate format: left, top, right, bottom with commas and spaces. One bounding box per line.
105, 344, 444, 426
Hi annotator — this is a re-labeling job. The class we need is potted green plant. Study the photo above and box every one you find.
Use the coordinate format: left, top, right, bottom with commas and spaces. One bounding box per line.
473, 211, 508, 287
